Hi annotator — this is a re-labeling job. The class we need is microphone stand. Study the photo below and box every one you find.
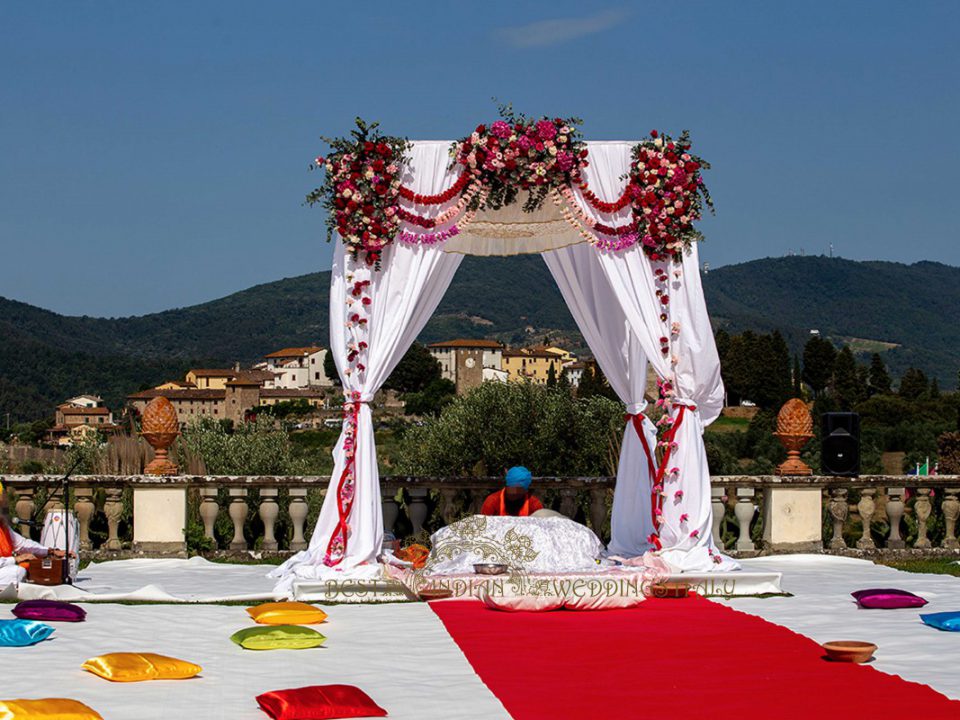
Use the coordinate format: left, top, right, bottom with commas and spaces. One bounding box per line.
58, 457, 82, 585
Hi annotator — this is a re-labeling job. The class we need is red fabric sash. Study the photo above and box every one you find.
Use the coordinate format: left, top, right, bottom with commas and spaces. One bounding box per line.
324, 400, 362, 567
626, 405, 690, 550
497, 489, 531, 517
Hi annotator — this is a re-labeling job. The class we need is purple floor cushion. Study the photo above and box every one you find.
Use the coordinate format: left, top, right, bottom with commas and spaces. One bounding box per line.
851, 588, 928, 609
921, 611, 960, 631
12, 600, 87, 623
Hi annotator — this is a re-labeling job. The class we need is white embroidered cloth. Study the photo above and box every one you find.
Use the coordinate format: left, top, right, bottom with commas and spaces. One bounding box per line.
424, 515, 605, 575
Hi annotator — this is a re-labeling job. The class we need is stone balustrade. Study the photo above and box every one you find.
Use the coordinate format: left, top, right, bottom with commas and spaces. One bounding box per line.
1, 474, 958, 558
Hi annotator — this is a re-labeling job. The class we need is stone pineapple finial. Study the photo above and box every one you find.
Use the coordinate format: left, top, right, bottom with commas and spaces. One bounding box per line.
774, 398, 813, 476
141, 396, 180, 475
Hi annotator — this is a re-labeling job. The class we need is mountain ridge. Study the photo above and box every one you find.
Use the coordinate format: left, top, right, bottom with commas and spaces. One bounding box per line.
1, 255, 957, 421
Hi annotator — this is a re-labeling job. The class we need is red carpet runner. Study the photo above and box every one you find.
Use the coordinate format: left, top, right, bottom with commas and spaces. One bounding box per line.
431, 596, 959, 720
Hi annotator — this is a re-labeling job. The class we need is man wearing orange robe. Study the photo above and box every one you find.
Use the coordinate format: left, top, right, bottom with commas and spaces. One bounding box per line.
481, 466, 545, 517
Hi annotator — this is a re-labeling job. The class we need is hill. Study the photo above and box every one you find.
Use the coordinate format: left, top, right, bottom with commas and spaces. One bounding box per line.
1, 255, 957, 421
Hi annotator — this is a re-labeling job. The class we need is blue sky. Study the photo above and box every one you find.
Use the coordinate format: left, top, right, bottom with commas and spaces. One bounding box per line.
1, 1, 958, 316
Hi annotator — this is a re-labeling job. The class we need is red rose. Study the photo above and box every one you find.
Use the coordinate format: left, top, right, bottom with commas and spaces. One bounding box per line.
364, 141, 374, 152
650, 130, 658, 138
476, 124, 486, 134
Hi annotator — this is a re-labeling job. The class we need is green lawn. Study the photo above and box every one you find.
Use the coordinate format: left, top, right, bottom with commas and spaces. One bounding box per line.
706, 415, 752, 434
878, 557, 960, 577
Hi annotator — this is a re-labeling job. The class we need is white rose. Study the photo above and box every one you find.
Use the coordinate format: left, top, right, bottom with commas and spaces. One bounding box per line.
558, 135, 567, 143
548, 146, 557, 156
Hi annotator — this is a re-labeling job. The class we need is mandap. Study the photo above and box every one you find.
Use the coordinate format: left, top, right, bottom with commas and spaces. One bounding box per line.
272, 113, 737, 592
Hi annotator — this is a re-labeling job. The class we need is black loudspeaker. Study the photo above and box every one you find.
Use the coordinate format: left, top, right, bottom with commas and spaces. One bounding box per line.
821, 412, 860, 477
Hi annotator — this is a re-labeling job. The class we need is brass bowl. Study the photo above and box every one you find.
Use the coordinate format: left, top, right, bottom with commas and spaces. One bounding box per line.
473, 563, 508, 575
822, 640, 877, 663
650, 581, 690, 599
418, 588, 453, 602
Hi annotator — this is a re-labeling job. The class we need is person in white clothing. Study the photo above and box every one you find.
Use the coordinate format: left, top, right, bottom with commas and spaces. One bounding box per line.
0, 483, 66, 587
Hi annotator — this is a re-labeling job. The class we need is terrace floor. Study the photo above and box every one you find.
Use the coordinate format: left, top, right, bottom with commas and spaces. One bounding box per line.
1, 555, 958, 719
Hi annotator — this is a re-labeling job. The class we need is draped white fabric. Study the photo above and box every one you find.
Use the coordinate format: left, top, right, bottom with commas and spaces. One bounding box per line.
271, 144, 464, 591
557, 143, 734, 571
541, 243, 657, 557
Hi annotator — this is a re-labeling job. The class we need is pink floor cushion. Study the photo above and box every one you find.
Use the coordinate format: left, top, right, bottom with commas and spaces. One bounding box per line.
12, 600, 87, 623
851, 588, 928, 609
256, 685, 387, 720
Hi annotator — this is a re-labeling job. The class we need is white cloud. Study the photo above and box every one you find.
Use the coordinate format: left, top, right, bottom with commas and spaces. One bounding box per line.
497, 8, 629, 48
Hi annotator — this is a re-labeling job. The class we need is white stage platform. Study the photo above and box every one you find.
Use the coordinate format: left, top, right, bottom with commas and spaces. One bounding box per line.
2, 556, 782, 603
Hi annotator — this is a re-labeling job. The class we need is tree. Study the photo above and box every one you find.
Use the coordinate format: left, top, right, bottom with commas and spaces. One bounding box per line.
792, 355, 803, 397
867, 353, 892, 396
929, 378, 941, 399
384, 343, 441, 394
898, 367, 929, 398
323, 349, 340, 385
831, 346, 863, 410
403, 378, 456, 417
546, 363, 558, 387
802, 336, 837, 398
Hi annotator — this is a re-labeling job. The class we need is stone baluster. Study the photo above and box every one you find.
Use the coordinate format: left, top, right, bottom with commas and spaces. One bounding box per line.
15, 488, 36, 537
382, 491, 400, 537
259, 488, 279, 552
828, 488, 848, 549
468, 489, 486, 516
589, 488, 608, 539
942, 488, 960, 550
885, 487, 905, 549
103, 487, 124, 551
228, 488, 248, 551
711, 486, 726, 551
856, 488, 877, 549
559, 488, 578, 519
198, 488, 220, 544
287, 488, 309, 551
734, 487, 756, 552
407, 488, 429, 536
914, 488, 932, 549
439, 487, 459, 526
74, 486, 95, 551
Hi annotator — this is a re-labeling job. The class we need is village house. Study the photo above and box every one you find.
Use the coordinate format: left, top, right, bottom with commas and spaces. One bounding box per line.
46, 395, 117, 446
501, 345, 576, 385
258, 346, 333, 388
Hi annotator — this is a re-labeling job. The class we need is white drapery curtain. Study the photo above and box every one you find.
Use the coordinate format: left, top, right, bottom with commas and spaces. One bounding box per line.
542, 243, 657, 557
559, 143, 735, 571
271, 144, 464, 591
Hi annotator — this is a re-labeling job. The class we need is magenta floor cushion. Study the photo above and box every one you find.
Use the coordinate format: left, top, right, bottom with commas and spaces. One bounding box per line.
851, 588, 928, 609
12, 600, 87, 622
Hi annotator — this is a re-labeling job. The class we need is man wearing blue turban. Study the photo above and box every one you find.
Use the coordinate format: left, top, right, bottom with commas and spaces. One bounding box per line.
480, 466, 544, 517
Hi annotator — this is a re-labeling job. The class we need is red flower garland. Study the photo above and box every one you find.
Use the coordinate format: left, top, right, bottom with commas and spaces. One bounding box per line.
398, 172, 471, 205
577, 181, 636, 213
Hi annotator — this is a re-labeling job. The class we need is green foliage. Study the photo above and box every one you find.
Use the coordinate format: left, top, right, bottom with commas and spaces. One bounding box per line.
937, 431, 960, 474
802, 336, 837, 397
868, 353, 892, 395
176, 417, 307, 475
396, 381, 623, 477
403, 378, 456, 417
831, 346, 864, 410
323, 349, 339, 385
384, 343, 441, 394
252, 399, 315, 420
899, 367, 929, 398
717, 330, 792, 409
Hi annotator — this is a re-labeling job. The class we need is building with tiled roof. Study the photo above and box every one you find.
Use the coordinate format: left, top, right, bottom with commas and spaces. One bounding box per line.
262, 346, 332, 389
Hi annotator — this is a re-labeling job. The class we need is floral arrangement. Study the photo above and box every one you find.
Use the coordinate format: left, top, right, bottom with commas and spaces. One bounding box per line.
627, 130, 713, 261
307, 115, 713, 266
306, 118, 411, 266
452, 105, 587, 212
